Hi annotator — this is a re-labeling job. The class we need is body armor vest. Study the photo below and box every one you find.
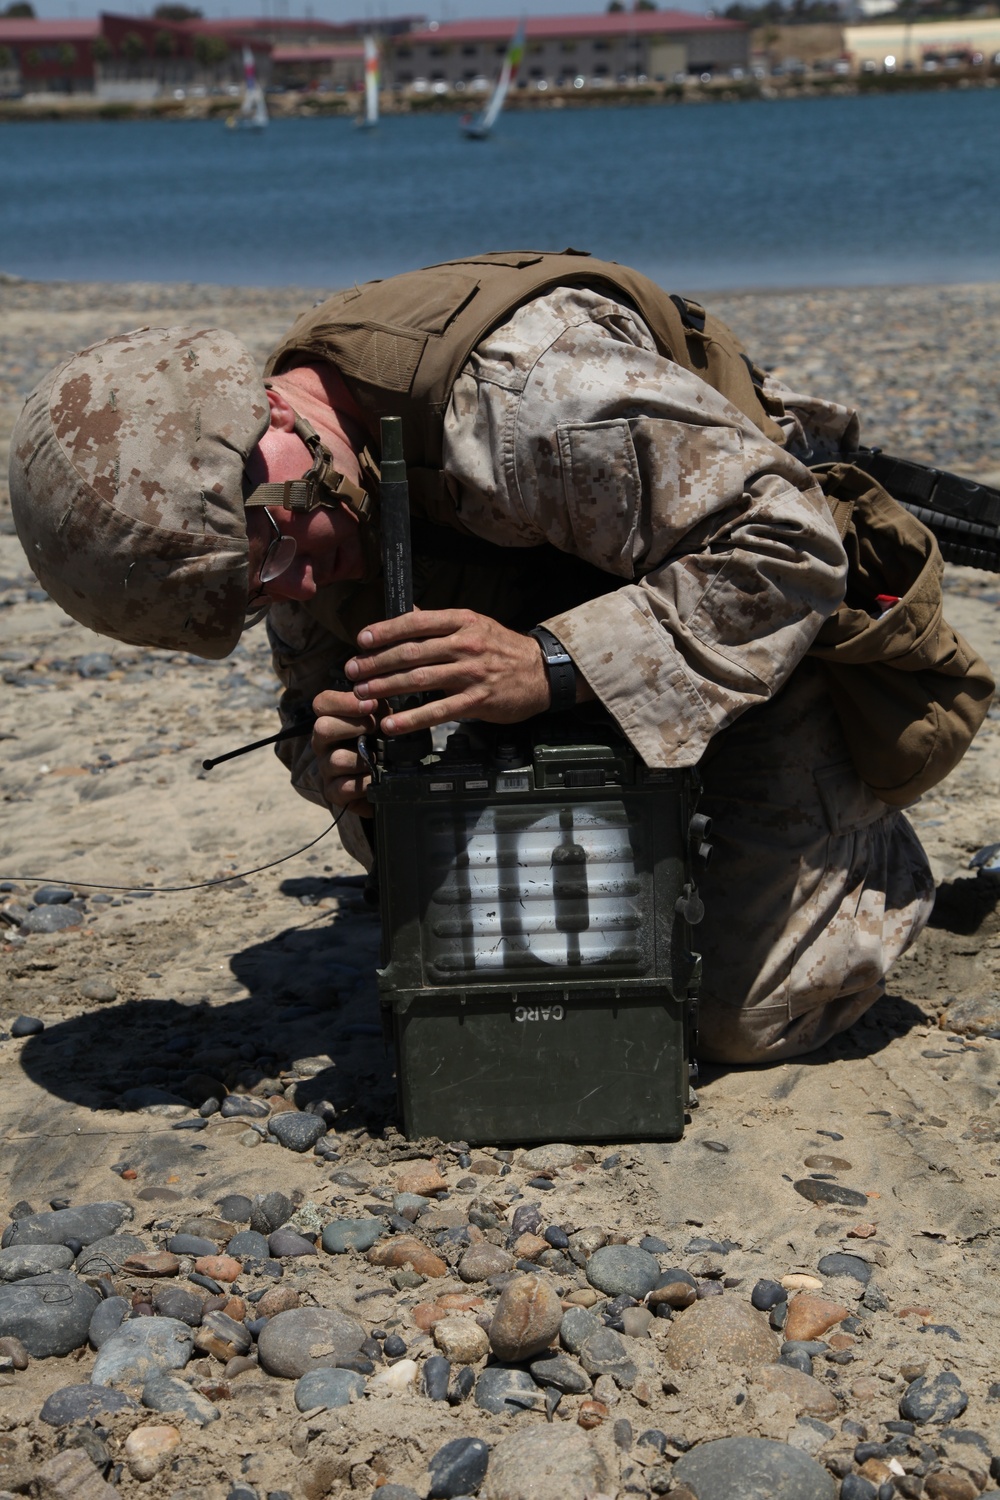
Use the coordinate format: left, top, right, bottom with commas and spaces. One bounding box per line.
265, 249, 786, 527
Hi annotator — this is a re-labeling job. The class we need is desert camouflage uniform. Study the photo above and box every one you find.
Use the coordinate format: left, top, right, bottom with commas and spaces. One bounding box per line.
268, 287, 935, 1064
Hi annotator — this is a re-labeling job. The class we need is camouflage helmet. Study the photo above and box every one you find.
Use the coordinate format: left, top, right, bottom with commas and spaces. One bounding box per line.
8, 325, 270, 660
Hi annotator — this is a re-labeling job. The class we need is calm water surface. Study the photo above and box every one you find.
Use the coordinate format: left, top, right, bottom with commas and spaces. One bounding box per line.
1, 89, 998, 289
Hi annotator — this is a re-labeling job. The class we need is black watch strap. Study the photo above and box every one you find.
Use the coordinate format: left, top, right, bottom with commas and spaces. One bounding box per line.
527, 626, 577, 714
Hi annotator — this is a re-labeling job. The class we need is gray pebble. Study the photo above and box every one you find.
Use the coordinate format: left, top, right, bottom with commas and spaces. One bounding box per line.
0, 1271, 100, 1357
90, 1316, 194, 1386
423, 1354, 451, 1401
150, 1285, 204, 1326
249, 1192, 294, 1235
373, 1488, 421, 1500
792, 1179, 868, 1209
383, 1333, 407, 1358
529, 1350, 592, 1394
220, 1094, 270, 1119
39, 1383, 138, 1427
20, 906, 82, 934
0, 1244, 74, 1281
484, 1425, 610, 1499
79, 976, 118, 1003
585, 1243, 662, 1300
474, 1365, 542, 1415
227, 1230, 269, 1259
257, 1306, 367, 1379
579, 1327, 637, 1387
322, 1217, 384, 1254
751, 1278, 788, 1310
10, 1015, 44, 1037
560, 1306, 602, 1354
268, 1113, 326, 1152
294, 1366, 365, 1411
166, 1234, 219, 1258
268, 1229, 317, 1258
1, 1200, 131, 1248
638, 1235, 670, 1254
817, 1252, 872, 1285
673, 1436, 836, 1499
899, 1371, 968, 1423
75, 1233, 148, 1277
217, 1195, 253, 1224
88, 1296, 130, 1348
142, 1371, 220, 1425
32, 885, 75, 904
428, 1436, 490, 1499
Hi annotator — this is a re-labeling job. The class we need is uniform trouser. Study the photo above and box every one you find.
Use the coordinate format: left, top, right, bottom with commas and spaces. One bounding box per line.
692, 660, 936, 1065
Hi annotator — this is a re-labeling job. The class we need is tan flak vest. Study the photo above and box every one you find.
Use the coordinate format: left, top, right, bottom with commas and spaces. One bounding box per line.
267, 250, 994, 806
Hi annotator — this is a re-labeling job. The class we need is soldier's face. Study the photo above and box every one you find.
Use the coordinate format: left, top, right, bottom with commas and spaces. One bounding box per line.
244, 429, 365, 601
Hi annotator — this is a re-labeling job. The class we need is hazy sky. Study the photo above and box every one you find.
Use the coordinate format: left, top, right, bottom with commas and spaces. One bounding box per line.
31, 0, 716, 24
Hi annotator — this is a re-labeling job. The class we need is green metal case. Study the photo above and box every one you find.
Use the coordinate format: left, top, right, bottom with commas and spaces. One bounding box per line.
371, 721, 702, 1144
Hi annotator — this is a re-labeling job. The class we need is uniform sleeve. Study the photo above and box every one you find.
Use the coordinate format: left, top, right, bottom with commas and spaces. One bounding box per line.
442, 289, 848, 768
265, 602, 373, 871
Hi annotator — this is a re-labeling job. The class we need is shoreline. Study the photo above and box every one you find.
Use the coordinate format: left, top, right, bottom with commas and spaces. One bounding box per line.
0, 70, 997, 123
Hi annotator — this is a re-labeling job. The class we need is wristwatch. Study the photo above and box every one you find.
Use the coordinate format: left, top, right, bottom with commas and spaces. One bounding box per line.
527, 625, 577, 714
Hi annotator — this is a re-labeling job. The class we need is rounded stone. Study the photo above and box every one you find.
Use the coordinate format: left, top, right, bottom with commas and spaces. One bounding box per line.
165, 1234, 219, 1258
672, 1437, 836, 1500
89, 1296, 130, 1348
752, 1364, 840, 1418
428, 1436, 490, 1499
474, 1366, 543, 1416
899, 1372, 968, 1424
257, 1306, 367, 1379
0, 1271, 100, 1357
10, 1015, 45, 1037
217, 1194, 253, 1224
367, 1235, 448, 1279
529, 1351, 592, 1394
483, 1425, 610, 1500
458, 1243, 514, 1282
249, 1192, 295, 1235
488, 1274, 563, 1363
268, 1229, 317, 1258
227, 1230, 269, 1259
21, 906, 82, 934
585, 1244, 661, 1300
423, 1354, 451, 1401
784, 1293, 849, 1343
294, 1365, 366, 1411
150, 1285, 204, 1326
321, 1217, 385, 1254
269, 1112, 327, 1152
90, 1317, 194, 1386
751, 1278, 789, 1311
142, 1372, 220, 1425
123, 1423, 182, 1480
39, 1383, 139, 1427
662, 1295, 780, 1370
433, 1315, 490, 1364
77, 1234, 150, 1277
579, 1327, 637, 1387
560, 1306, 602, 1354
0, 1244, 74, 1281
2, 1200, 131, 1248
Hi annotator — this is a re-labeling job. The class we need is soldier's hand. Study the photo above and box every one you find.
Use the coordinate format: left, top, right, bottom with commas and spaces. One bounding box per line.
311, 689, 375, 816
344, 609, 555, 736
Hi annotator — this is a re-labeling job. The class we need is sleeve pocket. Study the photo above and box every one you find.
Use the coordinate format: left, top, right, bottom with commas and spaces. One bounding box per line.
556, 418, 642, 578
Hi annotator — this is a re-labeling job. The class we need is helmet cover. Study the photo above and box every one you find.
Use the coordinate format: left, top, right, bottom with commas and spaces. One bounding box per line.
8, 325, 270, 659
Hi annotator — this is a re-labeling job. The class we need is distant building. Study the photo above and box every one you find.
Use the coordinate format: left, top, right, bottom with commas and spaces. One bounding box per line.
0, 8, 748, 100
386, 12, 749, 92
844, 14, 1000, 67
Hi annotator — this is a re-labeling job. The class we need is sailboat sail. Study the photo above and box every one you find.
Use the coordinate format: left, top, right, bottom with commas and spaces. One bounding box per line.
231, 45, 268, 129
362, 34, 380, 127
462, 17, 525, 139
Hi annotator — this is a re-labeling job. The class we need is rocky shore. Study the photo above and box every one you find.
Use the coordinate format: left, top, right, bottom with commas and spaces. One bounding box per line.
0, 277, 999, 1500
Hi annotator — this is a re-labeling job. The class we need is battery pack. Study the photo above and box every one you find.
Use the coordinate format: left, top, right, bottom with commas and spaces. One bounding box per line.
371, 718, 703, 1145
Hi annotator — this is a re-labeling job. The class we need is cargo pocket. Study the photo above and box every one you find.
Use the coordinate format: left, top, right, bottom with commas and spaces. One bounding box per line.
557, 418, 641, 577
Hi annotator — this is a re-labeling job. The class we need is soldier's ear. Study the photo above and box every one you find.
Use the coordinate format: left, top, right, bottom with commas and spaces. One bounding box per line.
265, 386, 297, 432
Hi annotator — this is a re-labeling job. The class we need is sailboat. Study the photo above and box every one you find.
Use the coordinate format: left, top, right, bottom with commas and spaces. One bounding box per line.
461, 17, 525, 140
354, 35, 379, 130
228, 45, 268, 130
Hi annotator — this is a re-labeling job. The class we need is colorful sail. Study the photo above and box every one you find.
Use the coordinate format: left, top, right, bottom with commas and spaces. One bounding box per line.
231, 44, 268, 129
462, 17, 525, 139
363, 35, 380, 127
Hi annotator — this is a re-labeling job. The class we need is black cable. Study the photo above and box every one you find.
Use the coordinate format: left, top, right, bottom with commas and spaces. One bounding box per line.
0, 809, 345, 896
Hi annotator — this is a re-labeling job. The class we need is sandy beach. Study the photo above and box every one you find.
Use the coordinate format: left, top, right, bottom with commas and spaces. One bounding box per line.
0, 277, 998, 1499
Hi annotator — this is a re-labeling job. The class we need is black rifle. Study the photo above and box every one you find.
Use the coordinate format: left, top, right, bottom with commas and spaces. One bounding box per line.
852, 448, 1000, 572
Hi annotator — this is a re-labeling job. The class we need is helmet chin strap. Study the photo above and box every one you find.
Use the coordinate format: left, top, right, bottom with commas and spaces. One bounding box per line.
244, 403, 383, 582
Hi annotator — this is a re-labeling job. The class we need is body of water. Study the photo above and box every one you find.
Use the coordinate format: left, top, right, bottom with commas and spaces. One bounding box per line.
1, 89, 998, 290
